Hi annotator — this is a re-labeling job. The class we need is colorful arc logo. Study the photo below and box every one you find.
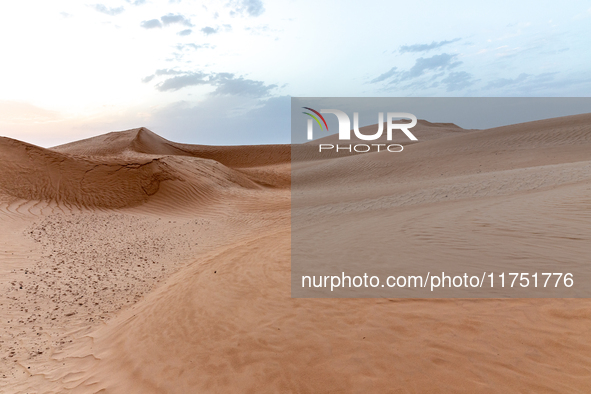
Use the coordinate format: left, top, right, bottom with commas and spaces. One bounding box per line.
302, 107, 328, 140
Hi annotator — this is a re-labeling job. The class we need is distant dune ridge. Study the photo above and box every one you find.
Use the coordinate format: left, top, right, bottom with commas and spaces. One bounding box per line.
1, 113, 591, 393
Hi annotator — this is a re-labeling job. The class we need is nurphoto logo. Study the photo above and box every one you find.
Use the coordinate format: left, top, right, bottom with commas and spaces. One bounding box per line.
303, 107, 418, 153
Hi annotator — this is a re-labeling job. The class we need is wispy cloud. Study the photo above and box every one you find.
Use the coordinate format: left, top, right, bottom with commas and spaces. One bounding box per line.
168, 44, 215, 60
161, 13, 193, 27
441, 71, 475, 91
155, 69, 186, 76
210, 73, 277, 96
175, 43, 215, 51
402, 53, 461, 80
142, 69, 185, 83
156, 72, 211, 91
368, 53, 475, 93
370, 67, 397, 84
141, 14, 194, 32
228, 0, 265, 17
143, 69, 276, 97
201, 26, 218, 35
140, 19, 162, 29
371, 53, 462, 86
90, 4, 125, 16
485, 73, 529, 89
399, 38, 461, 54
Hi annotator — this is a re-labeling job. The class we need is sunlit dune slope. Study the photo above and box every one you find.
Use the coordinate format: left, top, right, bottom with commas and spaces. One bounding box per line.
0, 133, 267, 209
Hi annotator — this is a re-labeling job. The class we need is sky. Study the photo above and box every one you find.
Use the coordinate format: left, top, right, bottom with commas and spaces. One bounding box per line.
0, 0, 590, 146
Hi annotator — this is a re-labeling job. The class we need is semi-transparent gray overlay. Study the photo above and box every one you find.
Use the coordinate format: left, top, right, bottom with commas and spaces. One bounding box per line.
291, 98, 591, 298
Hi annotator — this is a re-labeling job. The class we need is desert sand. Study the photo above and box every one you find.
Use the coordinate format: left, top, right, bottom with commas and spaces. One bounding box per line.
0, 115, 590, 393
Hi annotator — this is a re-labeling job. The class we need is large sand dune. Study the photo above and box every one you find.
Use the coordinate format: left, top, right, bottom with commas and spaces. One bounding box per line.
53, 127, 291, 168
0, 129, 290, 210
1, 115, 591, 392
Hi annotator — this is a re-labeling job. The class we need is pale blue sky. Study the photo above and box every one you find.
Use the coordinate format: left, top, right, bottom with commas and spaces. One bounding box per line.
0, 0, 590, 146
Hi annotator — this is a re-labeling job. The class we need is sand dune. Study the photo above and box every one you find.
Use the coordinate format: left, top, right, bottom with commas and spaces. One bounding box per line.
292, 113, 591, 194
0, 132, 284, 210
53, 127, 291, 168
1, 114, 591, 393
